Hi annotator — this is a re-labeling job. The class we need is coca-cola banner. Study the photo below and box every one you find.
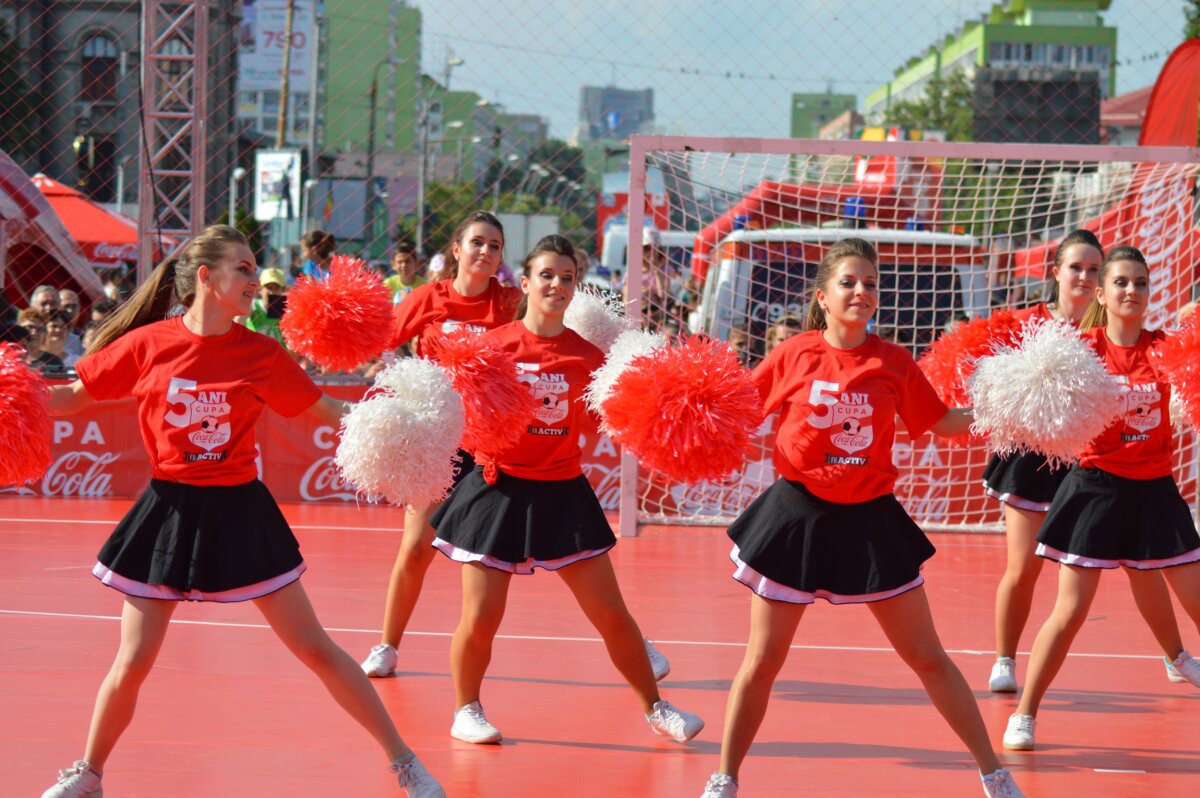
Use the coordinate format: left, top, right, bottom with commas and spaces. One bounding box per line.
11, 382, 1194, 527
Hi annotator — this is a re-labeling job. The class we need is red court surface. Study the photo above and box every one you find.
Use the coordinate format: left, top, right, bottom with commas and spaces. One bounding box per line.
2, 496, 1198, 797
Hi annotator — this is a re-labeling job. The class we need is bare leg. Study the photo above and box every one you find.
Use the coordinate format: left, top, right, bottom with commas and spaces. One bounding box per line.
1124, 567, 1185, 658
716, 593, 806, 780
994, 504, 1046, 659
81, 597, 177, 772
556, 553, 658, 712
1162, 561, 1200, 633
254, 581, 410, 760
869, 586, 1001, 773
1016, 564, 1102, 716
379, 504, 439, 648
450, 563, 512, 709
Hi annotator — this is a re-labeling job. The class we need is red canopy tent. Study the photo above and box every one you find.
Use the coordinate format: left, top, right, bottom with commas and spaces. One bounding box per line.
31, 174, 149, 269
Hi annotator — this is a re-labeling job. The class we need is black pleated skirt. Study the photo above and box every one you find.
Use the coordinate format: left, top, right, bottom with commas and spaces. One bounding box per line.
1037, 466, 1200, 569
727, 478, 936, 603
432, 467, 616, 570
982, 450, 1069, 512
92, 479, 304, 602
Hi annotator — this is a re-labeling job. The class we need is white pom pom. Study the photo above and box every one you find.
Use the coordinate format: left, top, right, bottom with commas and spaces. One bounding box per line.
969, 319, 1124, 468
585, 328, 667, 420
335, 359, 465, 509
564, 288, 635, 353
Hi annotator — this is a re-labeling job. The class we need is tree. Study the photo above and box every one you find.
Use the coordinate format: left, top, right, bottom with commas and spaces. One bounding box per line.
0, 19, 38, 160
1186, 0, 1200, 40
884, 70, 975, 142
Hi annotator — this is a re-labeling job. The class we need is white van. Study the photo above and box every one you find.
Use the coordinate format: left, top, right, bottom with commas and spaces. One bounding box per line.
691, 227, 990, 349
599, 225, 698, 280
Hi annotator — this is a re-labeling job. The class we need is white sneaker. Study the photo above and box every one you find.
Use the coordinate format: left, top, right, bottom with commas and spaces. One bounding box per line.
1166, 656, 1186, 683
988, 657, 1018, 693
1002, 713, 1036, 751
390, 753, 445, 798
981, 767, 1025, 797
700, 772, 738, 797
647, 699, 704, 743
450, 700, 502, 744
41, 761, 102, 798
1168, 650, 1200, 687
645, 638, 671, 681
362, 643, 398, 678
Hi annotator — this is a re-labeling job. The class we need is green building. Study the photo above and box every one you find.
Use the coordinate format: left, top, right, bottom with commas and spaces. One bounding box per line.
791, 93, 856, 139
322, 0, 422, 155
864, 0, 1117, 121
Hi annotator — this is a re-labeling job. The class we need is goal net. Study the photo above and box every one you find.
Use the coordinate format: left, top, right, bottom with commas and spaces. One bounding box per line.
619, 136, 1200, 534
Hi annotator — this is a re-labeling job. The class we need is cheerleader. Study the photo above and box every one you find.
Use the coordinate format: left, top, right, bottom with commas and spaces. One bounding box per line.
699, 238, 1024, 798
1002, 246, 1200, 752
38, 226, 442, 798
359, 212, 670, 683
983, 230, 1186, 693
431, 235, 703, 746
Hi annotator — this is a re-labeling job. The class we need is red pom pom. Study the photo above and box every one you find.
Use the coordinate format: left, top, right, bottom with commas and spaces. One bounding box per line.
1155, 312, 1200, 428
279, 255, 395, 372
918, 311, 1022, 406
424, 334, 538, 457
0, 343, 53, 486
601, 336, 762, 483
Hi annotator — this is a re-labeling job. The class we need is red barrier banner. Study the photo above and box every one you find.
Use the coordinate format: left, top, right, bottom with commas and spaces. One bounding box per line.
6, 383, 1192, 529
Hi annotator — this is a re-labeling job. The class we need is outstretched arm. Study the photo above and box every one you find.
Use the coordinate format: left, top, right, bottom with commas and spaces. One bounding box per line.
930, 407, 973, 437
48, 380, 95, 416
308, 393, 352, 427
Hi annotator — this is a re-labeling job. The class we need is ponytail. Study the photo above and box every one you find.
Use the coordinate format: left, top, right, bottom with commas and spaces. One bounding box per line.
87, 224, 248, 353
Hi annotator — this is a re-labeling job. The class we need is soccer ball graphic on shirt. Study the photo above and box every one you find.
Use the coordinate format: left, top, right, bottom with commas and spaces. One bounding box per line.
1121, 385, 1161, 433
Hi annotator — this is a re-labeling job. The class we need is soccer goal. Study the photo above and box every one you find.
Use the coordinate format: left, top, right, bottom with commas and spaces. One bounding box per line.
619, 136, 1200, 535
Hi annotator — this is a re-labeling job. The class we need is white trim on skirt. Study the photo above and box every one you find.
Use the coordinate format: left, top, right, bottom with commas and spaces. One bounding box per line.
730, 545, 924, 605
1036, 543, 1200, 571
432, 538, 613, 575
92, 562, 306, 602
982, 482, 1053, 513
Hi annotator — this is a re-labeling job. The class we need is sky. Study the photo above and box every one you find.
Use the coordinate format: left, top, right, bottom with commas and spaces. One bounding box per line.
411, 0, 1187, 141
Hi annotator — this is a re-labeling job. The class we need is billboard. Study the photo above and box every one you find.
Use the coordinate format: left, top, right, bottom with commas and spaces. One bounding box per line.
254, 149, 303, 221
239, 0, 316, 94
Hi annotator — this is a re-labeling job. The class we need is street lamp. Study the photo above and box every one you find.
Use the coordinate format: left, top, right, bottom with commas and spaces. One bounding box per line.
228, 166, 248, 224
364, 57, 402, 250
300, 178, 319, 227
416, 55, 465, 255
491, 153, 520, 212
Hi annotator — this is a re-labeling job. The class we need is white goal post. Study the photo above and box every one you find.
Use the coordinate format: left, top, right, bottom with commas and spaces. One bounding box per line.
619, 136, 1200, 537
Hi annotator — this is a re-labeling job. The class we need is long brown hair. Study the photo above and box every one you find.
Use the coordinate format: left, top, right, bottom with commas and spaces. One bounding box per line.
514, 234, 576, 320
1047, 228, 1103, 305
1078, 245, 1149, 331
804, 238, 879, 331
441, 210, 505, 281
88, 225, 249, 353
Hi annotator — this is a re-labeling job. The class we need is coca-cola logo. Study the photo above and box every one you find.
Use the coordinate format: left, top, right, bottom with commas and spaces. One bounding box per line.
894, 473, 950, 524
581, 463, 621, 510
667, 459, 774, 517
299, 455, 358, 502
1133, 167, 1191, 328
41, 451, 119, 497
91, 242, 140, 261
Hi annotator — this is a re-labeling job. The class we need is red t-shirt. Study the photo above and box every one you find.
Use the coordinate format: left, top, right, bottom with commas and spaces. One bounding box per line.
1078, 327, 1173, 479
475, 321, 605, 481
1012, 303, 1053, 324
753, 330, 949, 504
390, 278, 521, 356
76, 317, 323, 486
